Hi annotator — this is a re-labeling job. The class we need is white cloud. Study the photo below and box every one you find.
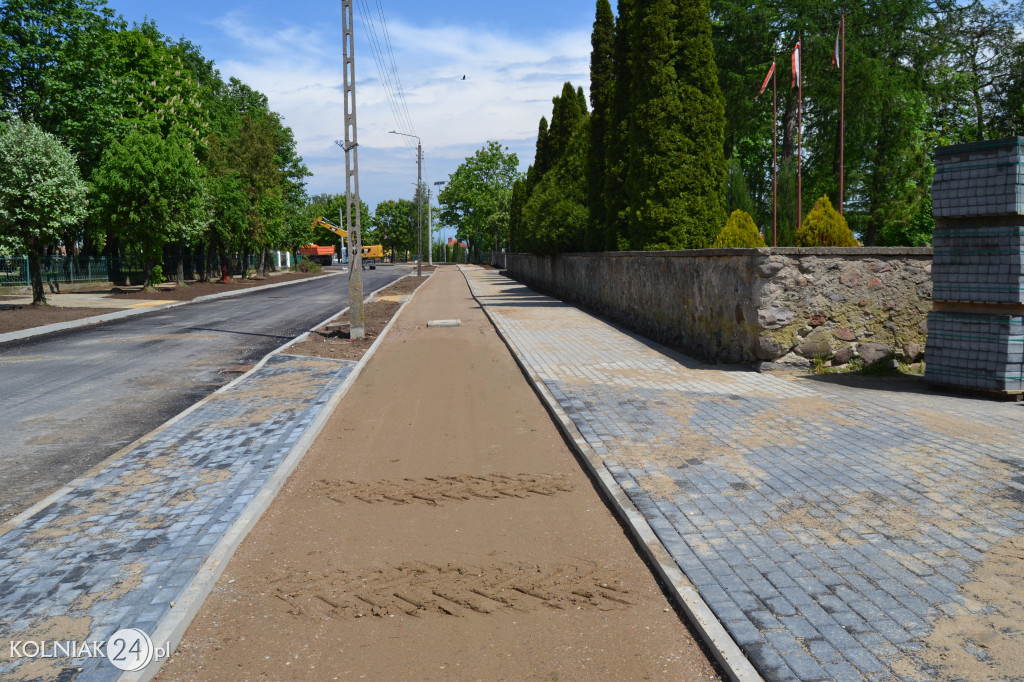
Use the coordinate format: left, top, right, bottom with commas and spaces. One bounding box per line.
207, 11, 590, 209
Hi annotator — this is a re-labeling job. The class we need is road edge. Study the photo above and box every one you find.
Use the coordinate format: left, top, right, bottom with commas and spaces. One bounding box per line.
457, 265, 762, 682
0, 271, 340, 346
125, 271, 432, 682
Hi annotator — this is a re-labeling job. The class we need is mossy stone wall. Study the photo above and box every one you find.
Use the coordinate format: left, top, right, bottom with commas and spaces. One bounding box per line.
505, 248, 933, 368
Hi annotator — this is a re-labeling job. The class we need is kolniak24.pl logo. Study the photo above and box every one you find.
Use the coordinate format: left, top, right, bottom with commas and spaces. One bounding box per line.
10, 628, 169, 672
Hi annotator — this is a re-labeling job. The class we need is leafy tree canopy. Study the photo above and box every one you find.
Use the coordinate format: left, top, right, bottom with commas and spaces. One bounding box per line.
90, 128, 207, 283
437, 141, 522, 254
0, 118, 87, 302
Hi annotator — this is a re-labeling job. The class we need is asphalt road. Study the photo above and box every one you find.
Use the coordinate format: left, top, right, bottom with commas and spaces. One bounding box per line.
0, 266, 410, 522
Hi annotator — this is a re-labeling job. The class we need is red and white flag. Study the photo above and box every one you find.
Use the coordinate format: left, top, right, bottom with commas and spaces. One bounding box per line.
831, 20, 841, 70
754, 61, 776, 101
791, 41, 801, 88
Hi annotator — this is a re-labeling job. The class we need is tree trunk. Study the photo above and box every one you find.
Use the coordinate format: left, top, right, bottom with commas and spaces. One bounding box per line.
176, 243, 185, 285
28, 237, 46, 305
203, 242, 214, 282
780, 91, 798, 162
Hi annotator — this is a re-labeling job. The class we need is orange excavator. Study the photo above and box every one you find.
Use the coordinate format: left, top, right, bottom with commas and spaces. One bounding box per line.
300, 217, 385, 268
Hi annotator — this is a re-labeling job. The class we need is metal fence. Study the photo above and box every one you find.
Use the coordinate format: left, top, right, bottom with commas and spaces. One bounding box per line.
1, 252, 275, 288
0, 256, 111, 288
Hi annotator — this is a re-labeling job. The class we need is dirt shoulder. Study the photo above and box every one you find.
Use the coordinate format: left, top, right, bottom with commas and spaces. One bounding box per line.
0, 271, 327, 335
285, 273, 430, 362
157, 266, 720, 681
0, 304, 122, 334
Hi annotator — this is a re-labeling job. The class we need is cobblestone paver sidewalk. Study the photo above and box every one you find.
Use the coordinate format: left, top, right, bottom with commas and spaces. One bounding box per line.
464, 266, 1024, 682
0, 354, 356, 681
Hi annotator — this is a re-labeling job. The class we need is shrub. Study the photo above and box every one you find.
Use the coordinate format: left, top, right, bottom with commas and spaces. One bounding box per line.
292, 258, 322, 274
149, 264, 166, 285
796, 196, 858, 247
712, 210, 766, 248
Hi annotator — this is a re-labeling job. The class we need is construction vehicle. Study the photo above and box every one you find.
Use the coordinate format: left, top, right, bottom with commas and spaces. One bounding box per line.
304, 216, 386, 269
361, 244, 385, 262
298, 244, 335, 266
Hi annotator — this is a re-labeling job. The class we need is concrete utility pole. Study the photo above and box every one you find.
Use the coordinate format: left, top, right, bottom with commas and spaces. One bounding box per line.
415, 142, 422, 277
340, 0, 364, 338
388, 131, 422, 277
434, 180, 446, 263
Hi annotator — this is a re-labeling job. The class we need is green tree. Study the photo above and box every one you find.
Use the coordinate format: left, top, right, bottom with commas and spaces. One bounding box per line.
519, 82, 590, 253
587, 0, 615, 249
90, 129, 207, 286
372, 198, 416, 260
0, 0, 122, 167
202, 75, 309, 274
521, 117, 591, 255
105, 21, 209, 154
546, 82, 586, 165
437, 141, 522, 257
624, 0, 727, 250
0, 119, 87, 303
605, 0, 636, 250
712, 209, 766, 247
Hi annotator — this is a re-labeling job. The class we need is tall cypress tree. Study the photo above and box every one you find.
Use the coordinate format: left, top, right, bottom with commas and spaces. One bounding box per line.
624, 0, 727, 249
604, 0, 635, 250
587, 0, 615, 251
547, 82, 586, 164
520, 82, 590, 253
528, 116, 550, 185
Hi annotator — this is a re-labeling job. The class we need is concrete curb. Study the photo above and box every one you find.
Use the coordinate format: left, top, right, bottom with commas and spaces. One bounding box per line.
125, 271, 432, 682
0, 272, 340, 346
458, 265, 762, 682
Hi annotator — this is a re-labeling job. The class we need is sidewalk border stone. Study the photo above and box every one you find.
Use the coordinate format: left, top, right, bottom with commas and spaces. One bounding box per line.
0, 271, 341, 346
459, 265, 762, 682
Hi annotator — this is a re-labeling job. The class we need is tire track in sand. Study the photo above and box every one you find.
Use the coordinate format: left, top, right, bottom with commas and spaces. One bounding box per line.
269, 560, 634, 619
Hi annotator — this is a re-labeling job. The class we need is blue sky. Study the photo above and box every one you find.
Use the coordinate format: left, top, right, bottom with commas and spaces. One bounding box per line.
105, 0, 597, 216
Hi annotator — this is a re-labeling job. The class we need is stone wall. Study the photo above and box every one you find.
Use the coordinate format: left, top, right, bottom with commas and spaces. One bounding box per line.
505, 248, 933, 368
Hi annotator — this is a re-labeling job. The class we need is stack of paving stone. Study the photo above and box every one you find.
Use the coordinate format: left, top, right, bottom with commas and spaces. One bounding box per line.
926, 137, 1024, 394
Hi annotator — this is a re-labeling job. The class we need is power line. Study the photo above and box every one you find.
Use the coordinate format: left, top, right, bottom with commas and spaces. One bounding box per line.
354, 0, 418, 151
354, 0, 414, 150
375, 0, 416, 138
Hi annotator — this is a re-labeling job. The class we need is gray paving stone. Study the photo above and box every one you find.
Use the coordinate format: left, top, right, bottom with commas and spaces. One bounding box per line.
0, 354, 355, 680
464, 268, 1024, 682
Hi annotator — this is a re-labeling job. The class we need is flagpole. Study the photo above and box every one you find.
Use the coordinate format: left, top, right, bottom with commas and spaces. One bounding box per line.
840, 12, 845, 215
773, 59, 777, 247
798, 32, 803, 232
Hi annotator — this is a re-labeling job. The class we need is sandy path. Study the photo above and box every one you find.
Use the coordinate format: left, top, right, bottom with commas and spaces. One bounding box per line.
157, 268, 719, 681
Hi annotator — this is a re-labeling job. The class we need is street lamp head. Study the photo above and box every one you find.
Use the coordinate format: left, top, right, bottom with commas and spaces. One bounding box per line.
388, 130, 420, 143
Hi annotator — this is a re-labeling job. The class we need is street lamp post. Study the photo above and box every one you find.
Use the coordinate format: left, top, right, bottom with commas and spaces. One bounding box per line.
433, 180, 446, 264
389, 131, 422, 277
